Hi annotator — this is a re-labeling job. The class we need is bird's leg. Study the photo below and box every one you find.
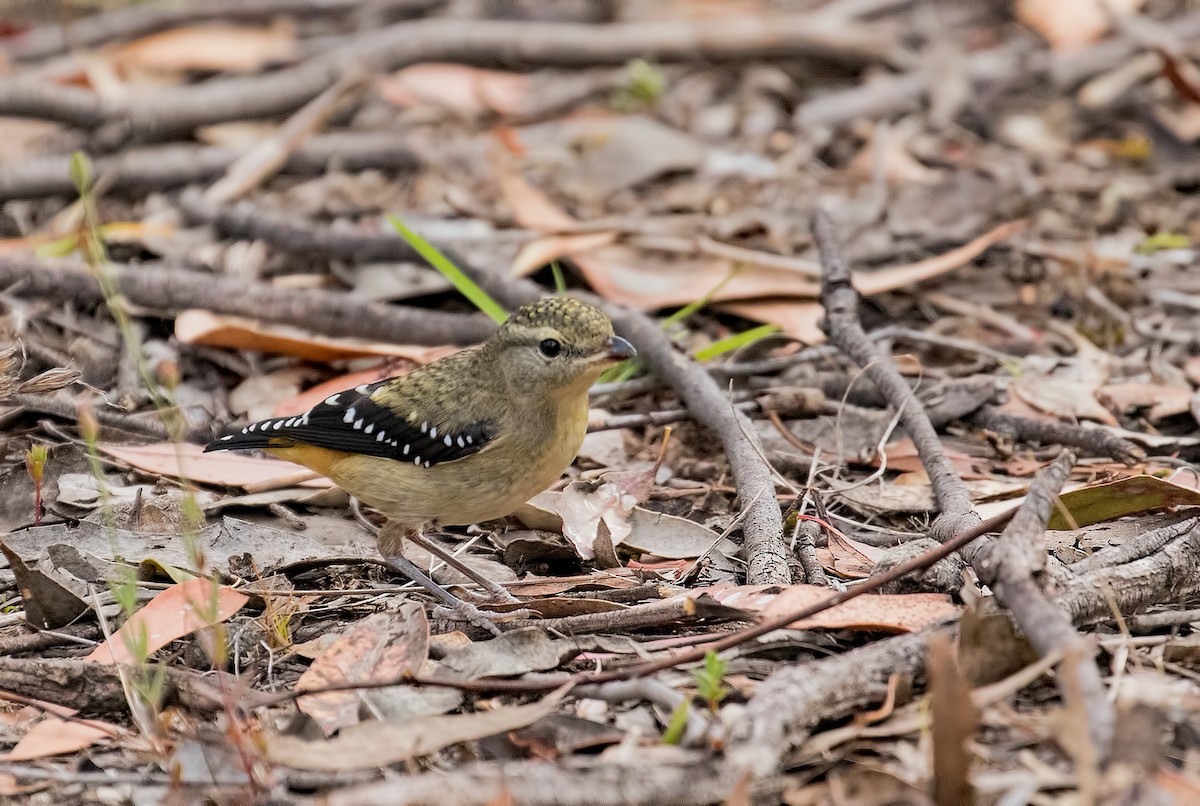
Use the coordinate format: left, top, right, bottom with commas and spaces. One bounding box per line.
376, 520, 502, 637
411, 528, 520, 605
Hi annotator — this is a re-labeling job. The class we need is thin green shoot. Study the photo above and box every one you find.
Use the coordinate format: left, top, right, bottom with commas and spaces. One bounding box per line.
660, 699, 690, 745
694, 323, 780, 362
550, 260, 568, 295
387, 215, 508, 324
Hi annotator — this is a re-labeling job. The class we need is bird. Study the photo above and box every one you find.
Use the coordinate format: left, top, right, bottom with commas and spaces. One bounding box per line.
205, 297, 636, 558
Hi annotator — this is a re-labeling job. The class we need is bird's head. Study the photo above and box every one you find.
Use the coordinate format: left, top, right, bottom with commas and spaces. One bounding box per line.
485, 298, 636, 400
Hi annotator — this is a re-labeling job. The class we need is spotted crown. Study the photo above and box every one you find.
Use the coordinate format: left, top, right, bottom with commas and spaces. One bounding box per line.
500, 297, 613, 345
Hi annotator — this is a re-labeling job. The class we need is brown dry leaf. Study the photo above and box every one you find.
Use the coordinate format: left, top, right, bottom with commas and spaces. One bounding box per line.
86, 577, 249, 665
1017, 0, 1145, 51
175, 310, 456, 363
296, 605, 430, 736
378, 64, 531, 116
493, 162, 578, 231
927, 631, 977, 806
834, 477, 1027, 516
697, 584, 960, 633
99, 442, 332, 491
266, 683, 572, 771
815, 533, 884, 580
1097, 382, 1193, 422
110, 23, 297, 73
0, 714, 120, 761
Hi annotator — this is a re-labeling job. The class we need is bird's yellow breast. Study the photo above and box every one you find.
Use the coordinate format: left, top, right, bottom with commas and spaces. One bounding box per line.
269, 392, 589, 526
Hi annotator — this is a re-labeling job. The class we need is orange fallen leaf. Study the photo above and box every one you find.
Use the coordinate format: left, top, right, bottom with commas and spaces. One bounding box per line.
696, 584, 960, 633
853, 220, 1026, 296
494, 163, 579, 231
378, 64, 531, 116
110, 23, 297, 73
99, 442, 331, 491
175, 309, 454, 363
86, 577, 249, 665
719, 300, 826, 343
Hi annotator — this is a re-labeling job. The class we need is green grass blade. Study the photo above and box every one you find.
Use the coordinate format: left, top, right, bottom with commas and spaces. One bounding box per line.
694, 323, 780, 362
387, 215, 508, 324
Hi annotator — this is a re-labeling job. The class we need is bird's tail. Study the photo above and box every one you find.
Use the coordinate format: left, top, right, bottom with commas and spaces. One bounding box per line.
204, 418, 299, 453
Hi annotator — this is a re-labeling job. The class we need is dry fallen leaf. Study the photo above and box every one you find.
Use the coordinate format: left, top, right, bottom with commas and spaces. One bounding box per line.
175, 309, 456, 363
378, 64, 531, 116
86, 577, 249, 665
99, 442, 331, 491
110, 23, 297, 73
0, 714, 120, 761
1097, 382, 1193, 422
1016, 0, 1145, 51
297, 605, 430, 736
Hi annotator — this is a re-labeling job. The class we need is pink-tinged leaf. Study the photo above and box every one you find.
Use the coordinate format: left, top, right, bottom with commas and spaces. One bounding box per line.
378, 64, 531, 116
0, 714, 120, 761
99, 442, 331, 492
296, 606, 430, 736
110, 23, 296, 73
86, 578, 249, 665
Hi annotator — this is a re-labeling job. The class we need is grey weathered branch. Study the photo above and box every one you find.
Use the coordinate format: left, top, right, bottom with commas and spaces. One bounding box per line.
0, 255, 494, 347
0, 132, 420, 201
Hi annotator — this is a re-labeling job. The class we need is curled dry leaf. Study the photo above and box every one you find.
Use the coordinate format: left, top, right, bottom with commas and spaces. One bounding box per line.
175, 309, 455, 363
86, 577, 249, 665
297, 605, 430, 736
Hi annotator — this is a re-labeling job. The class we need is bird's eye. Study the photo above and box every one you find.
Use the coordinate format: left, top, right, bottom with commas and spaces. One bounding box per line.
538, 338, 562, 358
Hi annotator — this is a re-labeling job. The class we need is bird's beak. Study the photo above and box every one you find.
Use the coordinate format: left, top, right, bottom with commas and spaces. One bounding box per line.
603, 335, 637, 361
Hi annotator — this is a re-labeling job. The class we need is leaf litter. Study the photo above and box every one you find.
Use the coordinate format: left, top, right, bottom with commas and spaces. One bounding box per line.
4, 0, 1200, 801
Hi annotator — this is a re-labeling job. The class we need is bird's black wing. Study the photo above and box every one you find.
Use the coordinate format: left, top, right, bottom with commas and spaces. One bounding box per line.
205, 380, 496, 467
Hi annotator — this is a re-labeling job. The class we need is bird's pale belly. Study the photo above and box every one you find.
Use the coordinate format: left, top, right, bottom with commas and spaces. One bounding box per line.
326, 408, 586, 526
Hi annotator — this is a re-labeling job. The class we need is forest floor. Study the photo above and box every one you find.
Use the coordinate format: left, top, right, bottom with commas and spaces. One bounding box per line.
2, 0, 1200, 803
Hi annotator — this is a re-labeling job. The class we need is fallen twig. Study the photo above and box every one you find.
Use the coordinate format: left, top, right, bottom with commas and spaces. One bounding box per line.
0, 132, 421, 202
0, 255, 494, 347
974, 452, 1115, 757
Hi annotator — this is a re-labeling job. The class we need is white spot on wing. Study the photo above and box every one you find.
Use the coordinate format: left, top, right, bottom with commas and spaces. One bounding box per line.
364, 423, 374, 434
355, 384, 371, 394
247, 423, 257, 432
430, 426, 437, 438
457, 436, 465, 447
343, 407, 356, 424
221, 435, 233, 440
353, 418, 364, 430
466, 435, 473, 444
273, 420, 284, 430
421, 421, 428, 433
444, 435, 452, 446
413, 456, 421, 465
325, 393, 340, 406
403, 444, 410, 455
377, 431, 386, 441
